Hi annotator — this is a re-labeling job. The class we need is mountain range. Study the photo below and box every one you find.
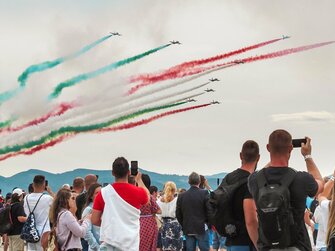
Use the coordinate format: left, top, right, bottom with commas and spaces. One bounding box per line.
0, 168, 227, 195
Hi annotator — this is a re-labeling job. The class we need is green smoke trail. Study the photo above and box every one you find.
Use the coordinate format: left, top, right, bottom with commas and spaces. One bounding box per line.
0, 119, 12, 129
49, 44, 171, 99
0, 35, 113, 105
0, 100, 185, 155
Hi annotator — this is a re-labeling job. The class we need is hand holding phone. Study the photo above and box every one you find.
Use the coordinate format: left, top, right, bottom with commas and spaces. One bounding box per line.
131, 161, 138, 176
292, 138, 307, 148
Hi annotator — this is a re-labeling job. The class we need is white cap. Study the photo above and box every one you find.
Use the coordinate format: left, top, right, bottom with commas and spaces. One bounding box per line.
12, 188, 23, 196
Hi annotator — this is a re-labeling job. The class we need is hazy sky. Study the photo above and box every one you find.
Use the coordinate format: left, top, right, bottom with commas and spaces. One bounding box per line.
0, 0, 334, 177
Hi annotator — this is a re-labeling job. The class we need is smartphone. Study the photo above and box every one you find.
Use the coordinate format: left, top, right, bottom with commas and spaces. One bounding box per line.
130, 161, 138, 176
45, 180, 48, 190
292, 138, 307, 148
96, 174, 99, 180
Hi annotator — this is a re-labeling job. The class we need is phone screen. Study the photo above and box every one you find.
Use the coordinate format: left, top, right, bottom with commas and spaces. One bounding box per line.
130, 161, 138, 176
292, 138, 307, 148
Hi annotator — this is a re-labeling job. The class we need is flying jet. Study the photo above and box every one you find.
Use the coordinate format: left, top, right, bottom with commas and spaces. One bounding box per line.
234, 60, 245, 64
110, 32, 121, 36
204, 88, 215, 92
187, 98, 196, 102
211, 100, 220, 104
282, 35, 290, 39
209, 78, 219, 82
170, 40, 181, 45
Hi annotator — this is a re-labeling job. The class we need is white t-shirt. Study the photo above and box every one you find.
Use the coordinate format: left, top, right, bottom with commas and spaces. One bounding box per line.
24, 192, 53, 234
315, 200, 330, 250
157, 197, 177, 218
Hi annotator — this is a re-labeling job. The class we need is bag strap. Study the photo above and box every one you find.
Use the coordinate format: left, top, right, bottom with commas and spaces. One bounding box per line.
256, 167, 296, 188
26, 193, 44, 214
57, 211, 72, 251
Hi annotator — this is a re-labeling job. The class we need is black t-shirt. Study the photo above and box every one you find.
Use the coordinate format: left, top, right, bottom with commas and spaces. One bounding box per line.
75, 192, 87, 220
248, 167, 318, 251
224, 168, 254, 247
8, 202, 26, 236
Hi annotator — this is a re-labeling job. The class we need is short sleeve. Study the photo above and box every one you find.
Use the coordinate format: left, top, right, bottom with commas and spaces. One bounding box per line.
138, 187, 149, 205
247, 172, 258, 199
300, 172, 318, 197
93, 191, 104, 211
150, 195, 160, 213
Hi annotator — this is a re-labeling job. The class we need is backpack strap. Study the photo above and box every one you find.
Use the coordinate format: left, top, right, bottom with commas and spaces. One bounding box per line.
31, 194, 45, 214
256, 168, 296, 188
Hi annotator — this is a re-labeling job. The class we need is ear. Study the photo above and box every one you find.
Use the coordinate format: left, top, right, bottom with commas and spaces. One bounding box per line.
239, 152, 243, 161
266, 144, 270, 152
256, 154, 260, 162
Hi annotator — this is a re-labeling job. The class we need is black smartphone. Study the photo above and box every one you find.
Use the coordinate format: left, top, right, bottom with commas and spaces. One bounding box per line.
131, 161, 138, 176
45, 180, 48, 190
96, 174, 99, 180
292, 138, 307, 148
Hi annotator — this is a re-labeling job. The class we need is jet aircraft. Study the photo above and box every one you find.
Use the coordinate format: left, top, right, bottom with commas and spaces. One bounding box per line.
110, 32, 121, 36
204, 89, 215, 92
209, 78, 219, 82
170, 40, 181, 45
211, 100, 220, 104
187, 98, 196, 102
282, 35, 290, 39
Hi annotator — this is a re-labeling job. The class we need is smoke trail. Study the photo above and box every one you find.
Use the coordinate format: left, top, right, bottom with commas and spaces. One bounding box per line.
0, 102, 210, 161
0, 102, 76, 134
0, 101, 187, 155
49, 44, 171, 99
129, 41, 335, 94
130, 38, 283, 83
18, 34, 113, 88
0, 35, 114, 105
0, 119, 12, 129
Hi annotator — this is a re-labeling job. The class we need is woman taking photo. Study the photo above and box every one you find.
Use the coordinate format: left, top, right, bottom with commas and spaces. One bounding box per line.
50, 188, 90, 251
82, 183, 102, 251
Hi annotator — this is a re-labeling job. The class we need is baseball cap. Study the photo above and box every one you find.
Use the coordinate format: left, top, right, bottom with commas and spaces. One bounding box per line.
12, 188, 23, 196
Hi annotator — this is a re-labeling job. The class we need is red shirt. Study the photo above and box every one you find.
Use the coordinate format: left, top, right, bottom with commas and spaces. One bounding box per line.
93, 183, 148, 210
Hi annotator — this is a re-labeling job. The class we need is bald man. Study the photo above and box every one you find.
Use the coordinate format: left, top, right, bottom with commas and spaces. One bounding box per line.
76, 174, 98, 219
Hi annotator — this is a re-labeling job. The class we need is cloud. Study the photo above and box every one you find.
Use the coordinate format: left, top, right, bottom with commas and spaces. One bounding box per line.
271, 111, 335, 123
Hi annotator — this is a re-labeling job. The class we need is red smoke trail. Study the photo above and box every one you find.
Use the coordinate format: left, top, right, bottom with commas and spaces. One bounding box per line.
130, 38, 283, 84
0, 102, 76, 134
0, 103, 211, 161
129, 41, 334, 95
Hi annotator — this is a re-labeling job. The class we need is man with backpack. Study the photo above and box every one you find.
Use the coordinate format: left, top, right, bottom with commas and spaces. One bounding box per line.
23, 175, 53, 251
219, 140, 260, 251
248, 129, 324, 251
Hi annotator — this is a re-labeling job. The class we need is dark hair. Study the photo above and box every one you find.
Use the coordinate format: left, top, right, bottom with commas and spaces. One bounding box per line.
85, 183, 102, 208
112, 157, 129, 178
269, 129, 292, 154
28, 183, 34, 193
188, 172, 200, 186
241, 140, 260, 163
33, 175, 45, 187
199, 175, 206, 189
142, 174, 151, 190
149, 186, 158, 195
50, 189, 71, 225
72, 177, 84, 190
11, 194, 21, 203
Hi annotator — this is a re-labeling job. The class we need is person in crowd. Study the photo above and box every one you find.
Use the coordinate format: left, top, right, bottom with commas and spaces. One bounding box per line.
157, 181, 183, 251
199, 175, 212, 191
139, 174, 161, 251
50, 188, 90, 250
223, 140, 260, 251
91, 157, 150, 251
62, 184, 71, 190
76, 174, 98, 219
176, 172, 210, 251
248, 129, 324, 251
72, 177, 85, 196
326, 174, 335, 249
24, 175, 53, 251
7, 188, 27, 251
313, 173, 335, 251
82, 183, 102, 251
76, 175, 97, 251
149, 186, 159, 200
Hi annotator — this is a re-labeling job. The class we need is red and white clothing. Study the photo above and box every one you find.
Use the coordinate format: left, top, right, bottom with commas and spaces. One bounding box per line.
93, 183, 148, 251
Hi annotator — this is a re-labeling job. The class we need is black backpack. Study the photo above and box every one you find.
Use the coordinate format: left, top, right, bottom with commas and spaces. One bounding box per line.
207, 175, 248, 237
255, 168, 297, 249
20, 194, 44, 243
0, 204, 13, 235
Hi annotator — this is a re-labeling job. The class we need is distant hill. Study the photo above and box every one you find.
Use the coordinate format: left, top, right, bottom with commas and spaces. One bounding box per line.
0, 168, 227, 195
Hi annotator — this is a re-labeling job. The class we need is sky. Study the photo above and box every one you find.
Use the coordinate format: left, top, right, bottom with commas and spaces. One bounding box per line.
0, 0, 334, 178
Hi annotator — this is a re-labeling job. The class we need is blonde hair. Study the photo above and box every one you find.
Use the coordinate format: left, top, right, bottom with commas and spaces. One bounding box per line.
326, 184, 335, 244
162, 181, 177, 203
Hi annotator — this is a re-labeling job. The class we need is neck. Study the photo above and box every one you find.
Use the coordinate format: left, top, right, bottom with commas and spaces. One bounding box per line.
240, 162, 257, 173
270, 154, 289, 167
115, 177, 128, 183
34, 188, 44, 193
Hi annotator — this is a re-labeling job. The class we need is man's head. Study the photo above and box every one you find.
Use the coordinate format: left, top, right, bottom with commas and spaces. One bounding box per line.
84, 174, 98, 190
188, 172, 201, 187
267, 129, 293, 156
72, 177, 85, 194
240, 140, 260, 165
112, 157, 130, 179
33, 175, 46, 192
